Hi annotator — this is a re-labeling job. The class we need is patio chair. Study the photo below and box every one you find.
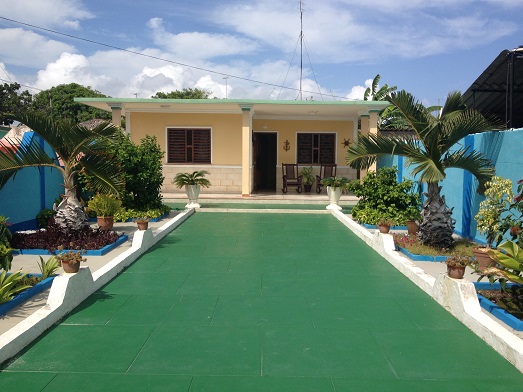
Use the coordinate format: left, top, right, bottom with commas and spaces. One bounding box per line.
281, 163, 303, 193
316, 164, 337, 193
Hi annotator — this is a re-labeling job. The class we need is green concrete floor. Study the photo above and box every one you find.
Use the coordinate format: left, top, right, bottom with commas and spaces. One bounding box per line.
2, 212, 523, 391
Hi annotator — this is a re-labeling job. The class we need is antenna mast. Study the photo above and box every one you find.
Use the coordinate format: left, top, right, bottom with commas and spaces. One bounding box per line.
299, 0, 304, 101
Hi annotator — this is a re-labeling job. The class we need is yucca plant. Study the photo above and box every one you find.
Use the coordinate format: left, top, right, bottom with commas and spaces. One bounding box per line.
37, 256, 60, 280
0, 269, 30, 304
172, 170, 211, 188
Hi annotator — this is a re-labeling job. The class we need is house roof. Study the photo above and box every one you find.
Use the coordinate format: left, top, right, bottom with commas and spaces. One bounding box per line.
463, 47, 523, 129
74, 98, 389, 120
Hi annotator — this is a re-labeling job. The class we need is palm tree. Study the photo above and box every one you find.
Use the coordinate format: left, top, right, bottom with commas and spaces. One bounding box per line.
347, 90, 498, 249
0, 113, 124, 229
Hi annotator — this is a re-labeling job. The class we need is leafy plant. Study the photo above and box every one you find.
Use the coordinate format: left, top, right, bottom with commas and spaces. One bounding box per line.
0, 269, 31, 304
36, 208, 56, 229
475, 176, 514, 248
378, 218, 394, 226
11, 220, 121, 252
445, 255, 474, 268
320, 176, 349, 188
172, 171, 211, 188
37, 256, 60, 279
0, 215, 14, 271
87, 194, 122, 217
299, 166, 315, 185
56, 249, 86, 265
347, 167, 421, 225
113, 205, 171, 222
482, 240, 523, 288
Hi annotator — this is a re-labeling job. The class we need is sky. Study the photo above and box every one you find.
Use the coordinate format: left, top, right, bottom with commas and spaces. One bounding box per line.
0, 0, 521, 106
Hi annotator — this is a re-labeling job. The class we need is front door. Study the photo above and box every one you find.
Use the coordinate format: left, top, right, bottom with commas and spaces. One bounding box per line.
253, 132, 277, 192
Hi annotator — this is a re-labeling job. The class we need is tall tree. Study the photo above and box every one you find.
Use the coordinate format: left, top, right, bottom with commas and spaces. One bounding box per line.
152, 88, 211, 99
30, 83, 111, 124
0, 113, 124, 229
0, 82, 32, 126
347, 90, 498, 249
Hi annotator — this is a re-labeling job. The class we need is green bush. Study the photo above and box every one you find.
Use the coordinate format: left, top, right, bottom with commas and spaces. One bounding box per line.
80, 133, 165, 211
347, 167, 421, 225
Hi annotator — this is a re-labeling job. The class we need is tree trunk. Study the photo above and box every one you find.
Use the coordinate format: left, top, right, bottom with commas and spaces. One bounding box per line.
419, 182, 455, 249
54, 186, 89, 230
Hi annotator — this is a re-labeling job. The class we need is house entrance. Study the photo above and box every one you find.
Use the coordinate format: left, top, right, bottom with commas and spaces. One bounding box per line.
253, 132, 277, 192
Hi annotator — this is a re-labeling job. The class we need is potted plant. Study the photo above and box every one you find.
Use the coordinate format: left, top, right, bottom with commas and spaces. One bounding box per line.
55, 248, 85, 274
87, 193, 122, 231
445, 255, 474, 279
133, 217, 150, 231
299, 166, 315, 193
474, 176, 514, 271
377, 217, 394, 234
404, 207, 422, 235
321, 177, 349, 210
172, 170, 211, 208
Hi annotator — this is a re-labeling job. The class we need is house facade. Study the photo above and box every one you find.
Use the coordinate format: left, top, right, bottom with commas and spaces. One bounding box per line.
75, 98, 388, 196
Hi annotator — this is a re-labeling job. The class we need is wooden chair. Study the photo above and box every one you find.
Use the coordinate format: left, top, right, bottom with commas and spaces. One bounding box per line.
281, 164, 303, 193
316, 164, 337, 193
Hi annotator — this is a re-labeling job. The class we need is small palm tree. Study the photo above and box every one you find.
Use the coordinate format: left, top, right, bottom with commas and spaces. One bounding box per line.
347, 90, 498, 249
0, 113, 124, 229
172, 170, 211, 188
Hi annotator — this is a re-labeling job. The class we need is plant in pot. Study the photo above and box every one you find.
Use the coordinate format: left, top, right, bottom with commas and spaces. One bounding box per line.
404, 207, 422, 235
474, 176, 514, 271
87, 193, 122, 231
300, 166, 315, 193
321, 177, 349, 210
172, 170, 211, 208
55, 248, 85, 274
133, 217, 150, 231
377, 217, 394, 234
445, 255, 474, 279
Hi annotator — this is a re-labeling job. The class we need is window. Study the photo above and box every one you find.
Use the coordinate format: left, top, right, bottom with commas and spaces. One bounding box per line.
167, 128, 211, 163
297, 133, 335, 164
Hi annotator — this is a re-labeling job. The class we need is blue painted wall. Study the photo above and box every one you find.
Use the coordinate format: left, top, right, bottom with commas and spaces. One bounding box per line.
0, 132, 63, 231
378, 127, 523, 244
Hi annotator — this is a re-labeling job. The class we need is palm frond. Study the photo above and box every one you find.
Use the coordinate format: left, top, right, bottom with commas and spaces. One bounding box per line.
386, 90, 432, 135
443, 148, 494, 191
80, 153, 125, 195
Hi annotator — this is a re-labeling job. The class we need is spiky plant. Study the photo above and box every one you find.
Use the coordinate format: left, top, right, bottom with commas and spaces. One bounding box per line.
347, 90, 498, 249
0, 113, 125, 230
172, 170, 211, 188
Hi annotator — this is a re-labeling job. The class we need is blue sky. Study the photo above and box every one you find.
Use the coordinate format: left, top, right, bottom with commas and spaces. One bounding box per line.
0, 0, 521, 106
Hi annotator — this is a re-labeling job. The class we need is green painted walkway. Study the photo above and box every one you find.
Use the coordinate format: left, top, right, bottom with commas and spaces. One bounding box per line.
2, 212, 523, 391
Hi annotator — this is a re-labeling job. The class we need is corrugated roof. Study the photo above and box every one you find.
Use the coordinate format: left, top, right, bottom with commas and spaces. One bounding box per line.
463, 47, 523, 129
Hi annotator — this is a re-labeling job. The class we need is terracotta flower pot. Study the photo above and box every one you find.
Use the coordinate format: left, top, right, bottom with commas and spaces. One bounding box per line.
62, 260, 80, 273
97, 216, 114, 231
379, 225, 391, 234
406, 220, 419, 235
447, 265, 466, 279
472, 247, 496, 271
136, 221, 149, 230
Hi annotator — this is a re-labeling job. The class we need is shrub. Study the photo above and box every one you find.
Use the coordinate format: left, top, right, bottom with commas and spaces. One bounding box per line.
348, 167, 421, 225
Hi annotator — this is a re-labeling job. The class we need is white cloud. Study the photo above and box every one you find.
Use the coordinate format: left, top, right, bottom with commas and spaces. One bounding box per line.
0, 28, 75, 68
34, 52, 110, 91
147, 17, 259, 61
0, 0, 93, 29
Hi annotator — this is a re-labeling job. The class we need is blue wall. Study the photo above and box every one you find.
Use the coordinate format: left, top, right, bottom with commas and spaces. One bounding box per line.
378, 128, 523, 244
0, 132, 63, 231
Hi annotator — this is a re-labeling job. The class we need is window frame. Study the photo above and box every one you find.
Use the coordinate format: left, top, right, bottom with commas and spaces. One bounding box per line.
296, 132, 336, 165
166, 127, 212, 164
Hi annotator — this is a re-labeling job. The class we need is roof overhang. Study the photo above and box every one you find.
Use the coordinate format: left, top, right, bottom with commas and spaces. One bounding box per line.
74, 98, 389, 121
463, 47, 523, 129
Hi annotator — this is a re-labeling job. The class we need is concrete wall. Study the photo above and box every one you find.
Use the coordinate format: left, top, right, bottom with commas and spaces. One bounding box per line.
0, 132, 63, 230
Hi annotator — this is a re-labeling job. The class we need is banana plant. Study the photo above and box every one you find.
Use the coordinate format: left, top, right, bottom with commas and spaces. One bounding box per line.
485, 240, 523, 287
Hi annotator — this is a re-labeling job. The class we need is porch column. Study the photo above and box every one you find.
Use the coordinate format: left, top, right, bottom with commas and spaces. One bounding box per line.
110, 105, 122, 128
359, 114, 370, 180
240, 105, 253, 197
368, 109, 379, 173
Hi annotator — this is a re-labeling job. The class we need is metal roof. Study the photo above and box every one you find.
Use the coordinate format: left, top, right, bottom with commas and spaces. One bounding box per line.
463, 47, 523, 129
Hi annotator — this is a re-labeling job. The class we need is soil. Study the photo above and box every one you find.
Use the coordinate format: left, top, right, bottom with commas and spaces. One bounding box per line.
478, 286, 523, 322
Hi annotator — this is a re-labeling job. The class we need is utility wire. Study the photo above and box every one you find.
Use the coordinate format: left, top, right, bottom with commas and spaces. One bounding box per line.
0, 16, 354, 100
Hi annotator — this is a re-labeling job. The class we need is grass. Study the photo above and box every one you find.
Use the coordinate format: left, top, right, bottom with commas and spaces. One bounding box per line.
393, 233, 476, 257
